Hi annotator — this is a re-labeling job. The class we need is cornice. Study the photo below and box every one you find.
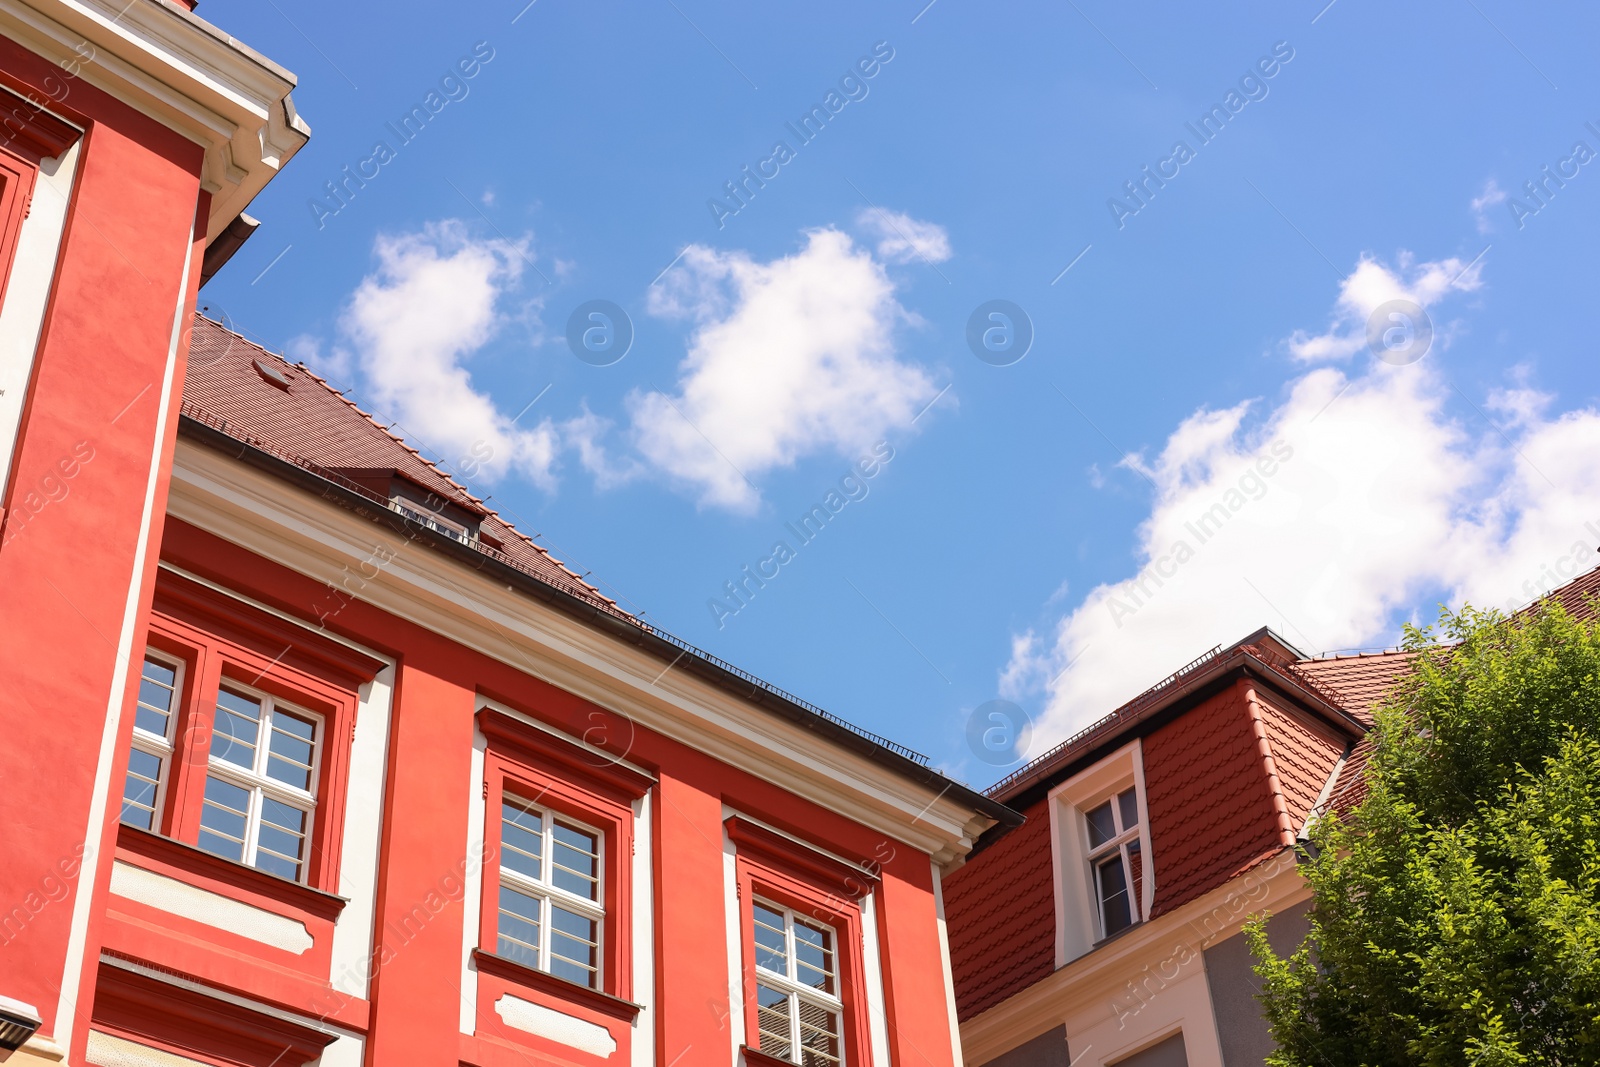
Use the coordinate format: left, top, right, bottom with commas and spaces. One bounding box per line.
166, 437, 995, 866
0, 0, 309, 242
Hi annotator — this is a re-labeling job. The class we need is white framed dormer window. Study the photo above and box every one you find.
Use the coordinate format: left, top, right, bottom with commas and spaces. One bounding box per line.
119, 652, 183, 831
1086, 787, 1142, 938
496, 795, 605, 988
1049, 739, 1155, 965
198, 683, 321, 883
752, 900, 845, 1067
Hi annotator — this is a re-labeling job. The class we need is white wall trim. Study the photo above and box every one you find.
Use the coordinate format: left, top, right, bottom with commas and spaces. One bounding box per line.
857, 890, 892, 1067
721, 817, 745, 1063
54, 216, 192, 1044
0, 141, 78, 498
930, 864, 966, 1067
494, 994, 617, 1058
328, 665, 394, 997
108, 860, 311, 954
630, 789, 656, 1067
459, 722, 488, 1035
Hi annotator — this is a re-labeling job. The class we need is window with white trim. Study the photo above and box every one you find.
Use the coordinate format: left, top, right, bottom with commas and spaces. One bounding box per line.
1086, 787, 1142, 938
752, 900, 844, 1067
495, 795, 604, 988
197, 683, 321, 883
119, 653, 182, 831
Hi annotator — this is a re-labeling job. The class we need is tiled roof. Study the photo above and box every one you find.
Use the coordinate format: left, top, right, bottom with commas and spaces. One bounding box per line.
942, 796, 1056, 1021
182, 315, 620, 613
1296, 649, 1416, 722
1145, 682, 1286, 919
1255, 692, 1345, 829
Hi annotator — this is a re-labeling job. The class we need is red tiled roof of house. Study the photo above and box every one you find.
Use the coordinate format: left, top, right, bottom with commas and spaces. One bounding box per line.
181, 315, 623, 615
942, 796, 1056, 1020
1296, 649, 1417, 723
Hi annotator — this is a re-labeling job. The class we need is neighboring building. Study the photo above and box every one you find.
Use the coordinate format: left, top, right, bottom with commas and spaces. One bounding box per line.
943, 565, 1600, 1067
0, 3, 1018, 1066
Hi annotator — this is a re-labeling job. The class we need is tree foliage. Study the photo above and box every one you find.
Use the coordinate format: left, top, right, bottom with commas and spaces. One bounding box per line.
1248, 602, 1600, 1066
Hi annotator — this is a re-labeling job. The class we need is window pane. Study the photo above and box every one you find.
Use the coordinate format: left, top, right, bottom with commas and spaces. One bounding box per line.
501, 800, 543, 880
798, 999, 842, 1066
1086, 800, 1117, 849
211, 689, 262, 768
550, 904, 599, 987
1118, 787, 1139, 832
756, 983, 793, 1060
199, 775, 250, 859
794, 919, 836, 994
135, 658, 177, 738
256, 797, 308, 880
1098, 854, 1134, 936
120, 748, 164, 829
551, 821, 599, 900
753, 904, 789, 975
266, 708, 317, 791
497, 885, 542, 967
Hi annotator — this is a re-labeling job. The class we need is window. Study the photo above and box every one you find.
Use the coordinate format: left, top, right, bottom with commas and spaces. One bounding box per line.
752, 900, 844, 1067
495, 795, 604, 988
119, 654, 182, 831
196, 683, 321, 883
1086, 787, 1142, 938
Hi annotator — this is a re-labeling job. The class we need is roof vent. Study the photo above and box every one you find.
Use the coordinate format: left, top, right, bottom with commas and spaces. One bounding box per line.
253, 359, 292, 390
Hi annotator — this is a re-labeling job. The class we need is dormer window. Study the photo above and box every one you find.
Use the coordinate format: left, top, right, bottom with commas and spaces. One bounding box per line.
326, 467, 484, 545
1086, 788, 1142, 938
389, 498, 472, 544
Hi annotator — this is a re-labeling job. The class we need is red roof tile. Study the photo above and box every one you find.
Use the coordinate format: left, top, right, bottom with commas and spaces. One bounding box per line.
1255, 692, 1345, 829
1296, 649, 1416, 722
181, 315, 621, 614
943, 797, 1055, 1021
1144, 682, 1285, 919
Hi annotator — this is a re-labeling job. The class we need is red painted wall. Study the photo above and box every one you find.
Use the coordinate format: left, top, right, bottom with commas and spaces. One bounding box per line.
0, 31, 205, 1048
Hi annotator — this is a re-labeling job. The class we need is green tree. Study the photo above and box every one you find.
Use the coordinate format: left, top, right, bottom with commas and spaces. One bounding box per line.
1248, 601, 1600, 1066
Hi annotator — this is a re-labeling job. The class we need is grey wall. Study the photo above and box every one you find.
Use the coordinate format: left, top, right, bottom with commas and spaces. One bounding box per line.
1201, 901, 1311, 1066
977, 1025, 1070, 1067
1110, 1033, 1188, 1067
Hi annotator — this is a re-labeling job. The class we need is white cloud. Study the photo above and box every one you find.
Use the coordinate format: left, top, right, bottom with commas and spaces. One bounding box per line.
1472, 179, 1507, 233
1289, 252, 1483, 361
853, 207, 953, 265
1004, 255, 1600, 748
337, 221, 558, 488
633, 228, 939, 511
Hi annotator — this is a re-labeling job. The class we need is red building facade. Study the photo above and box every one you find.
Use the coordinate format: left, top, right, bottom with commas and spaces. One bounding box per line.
0, 4, 1015, 1065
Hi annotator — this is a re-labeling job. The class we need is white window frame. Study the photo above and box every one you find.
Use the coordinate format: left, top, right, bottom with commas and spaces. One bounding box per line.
199, 679, 323, 884
121, 650, 184, 831
752, 898, 847, 1067
1085, 787, 1142, 940
1048, 739, 1156, 966
495, 795, 606, 988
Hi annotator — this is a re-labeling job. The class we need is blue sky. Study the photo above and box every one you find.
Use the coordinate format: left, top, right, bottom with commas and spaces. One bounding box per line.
204, 0, 1600, 785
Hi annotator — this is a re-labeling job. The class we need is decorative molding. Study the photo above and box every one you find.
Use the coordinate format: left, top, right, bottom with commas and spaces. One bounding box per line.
166, 439, 993, 864
117, 823, 347, 923
493, 994, 618, 1058
91, 959, 336, 1067
741, 1046, 794, 1067
472, 950, 642, 1022
108, 860, 313, 954
0, 84, 80, 163
725, 816, 877, 899
0, 0, 310, 243
476, 703, 655, 802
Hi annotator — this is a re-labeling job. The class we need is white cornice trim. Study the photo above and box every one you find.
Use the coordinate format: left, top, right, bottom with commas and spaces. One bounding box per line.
166, 439, 993, 865
0, 0, 309, 241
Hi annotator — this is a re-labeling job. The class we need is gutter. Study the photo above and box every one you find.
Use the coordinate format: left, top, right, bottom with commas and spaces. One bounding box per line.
176, 415, 1021, 832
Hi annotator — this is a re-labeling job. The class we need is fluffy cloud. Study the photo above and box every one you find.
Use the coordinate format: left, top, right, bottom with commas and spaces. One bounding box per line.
853, 207, 953, 264
1003, 256, 1600, 747
329, 221, 558, 488
633, 228, 939, 511
1289, 252, 1483, 361
1472, 179, 1507, 234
